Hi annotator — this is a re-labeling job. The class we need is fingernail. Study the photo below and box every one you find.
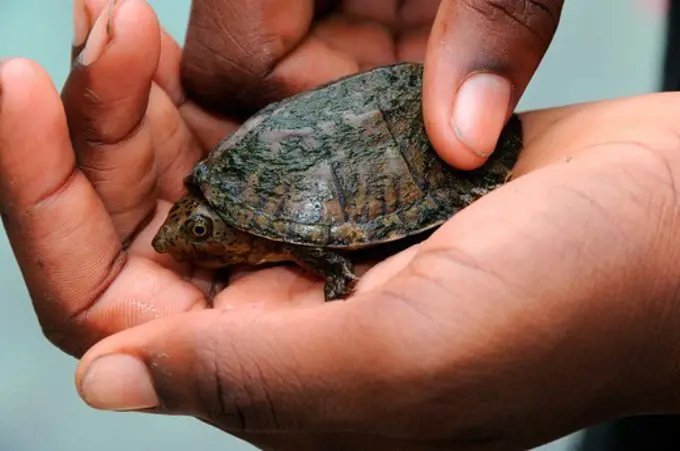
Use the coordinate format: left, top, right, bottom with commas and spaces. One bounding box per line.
451, 73, 513, 159
77, 0, 117, 66
73, 0, 90, 48
79, 354, 159, 411
106, 0, 118, 37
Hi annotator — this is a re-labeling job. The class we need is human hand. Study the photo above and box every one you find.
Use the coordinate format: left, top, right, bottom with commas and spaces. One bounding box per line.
180, 0, 563, 170
66, 91, 680, 451
0, 0, 471, 367
0, 0, 248, 358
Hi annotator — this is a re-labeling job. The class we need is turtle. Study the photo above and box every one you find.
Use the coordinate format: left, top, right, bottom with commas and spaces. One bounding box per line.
151, 62, 524, 301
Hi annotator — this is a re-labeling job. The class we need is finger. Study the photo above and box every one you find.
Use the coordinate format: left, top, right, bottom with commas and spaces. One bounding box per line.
73, 300, 433, 435
0, 57, 120, 351
123, 4, 238, 199
181, 0, 359, 117
423, 0, 563, 170
73, 0, 119, 63
67, 0, 215, 240
75, 0, 185, 106
62, 0, 164, 243
76, 272, 565, 445
0, 59, 118, 352
0, 59, 208, 358
154, 27, 186, 106
146, 5, 242, 157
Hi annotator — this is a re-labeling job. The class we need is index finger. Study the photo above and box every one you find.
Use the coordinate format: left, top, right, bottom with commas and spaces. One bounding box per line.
0, 59, 123, 353
0, 59, 206, 358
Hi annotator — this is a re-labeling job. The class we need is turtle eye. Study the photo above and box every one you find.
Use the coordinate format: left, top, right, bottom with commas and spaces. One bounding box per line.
187, 216, 213, 242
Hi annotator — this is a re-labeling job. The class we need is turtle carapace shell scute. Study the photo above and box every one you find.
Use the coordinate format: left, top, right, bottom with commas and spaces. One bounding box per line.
189, 62, 522, 250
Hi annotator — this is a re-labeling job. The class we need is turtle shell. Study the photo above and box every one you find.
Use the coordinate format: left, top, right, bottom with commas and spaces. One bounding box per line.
189, 62, 523, 249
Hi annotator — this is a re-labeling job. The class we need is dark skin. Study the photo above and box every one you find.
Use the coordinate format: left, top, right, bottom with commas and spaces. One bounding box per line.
10, 1, 680, 451
180, 0, 564, 170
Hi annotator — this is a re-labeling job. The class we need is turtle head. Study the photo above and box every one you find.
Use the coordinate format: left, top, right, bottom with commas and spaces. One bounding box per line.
152, 190, 253, 268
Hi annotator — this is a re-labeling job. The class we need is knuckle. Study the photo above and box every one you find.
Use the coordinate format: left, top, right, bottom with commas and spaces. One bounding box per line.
40, 325, 84, 358
40, 319, 100, 359
62, 89, 147, 152
79, 114, 147, 152
180, 40, 287, 118
31, 252, 128, 359
463, 0, 563, 47
182, 3, 290, 118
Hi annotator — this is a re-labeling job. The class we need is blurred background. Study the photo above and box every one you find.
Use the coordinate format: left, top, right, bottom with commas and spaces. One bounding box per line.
0, 0, 667, 450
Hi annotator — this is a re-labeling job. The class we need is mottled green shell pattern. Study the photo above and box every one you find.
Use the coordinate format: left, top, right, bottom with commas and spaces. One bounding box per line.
189, 62, 523, 249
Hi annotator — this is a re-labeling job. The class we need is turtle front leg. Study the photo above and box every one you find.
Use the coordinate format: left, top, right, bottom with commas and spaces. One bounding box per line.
285, 246, 359, 301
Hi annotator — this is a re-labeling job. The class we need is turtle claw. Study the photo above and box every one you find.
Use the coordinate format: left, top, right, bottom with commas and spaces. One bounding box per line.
285, 245, 359, 301
324, 273, 359, 302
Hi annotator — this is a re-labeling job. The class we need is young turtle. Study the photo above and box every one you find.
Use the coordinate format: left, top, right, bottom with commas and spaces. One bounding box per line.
152, 62, 523, 301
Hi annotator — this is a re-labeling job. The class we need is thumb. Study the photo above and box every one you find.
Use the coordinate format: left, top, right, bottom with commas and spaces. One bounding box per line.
423, 0, 563, 170
73, 299, 424, 434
